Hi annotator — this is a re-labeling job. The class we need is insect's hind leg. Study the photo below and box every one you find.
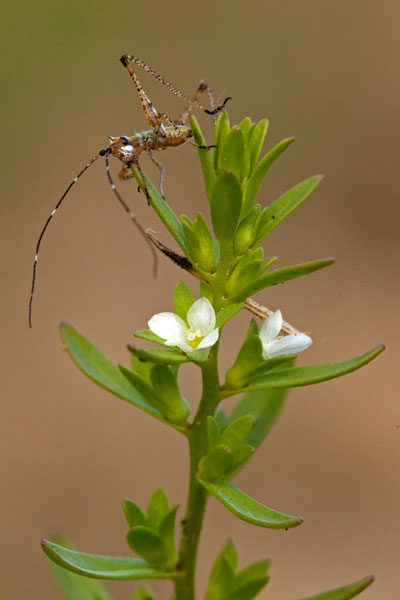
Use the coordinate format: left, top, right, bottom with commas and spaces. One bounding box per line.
120, 54, 230, 118
174, 81, 217, 126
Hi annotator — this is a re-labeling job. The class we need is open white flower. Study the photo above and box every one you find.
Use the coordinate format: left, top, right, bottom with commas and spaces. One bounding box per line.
259, 309, 312, 359
148, 297, 219, 354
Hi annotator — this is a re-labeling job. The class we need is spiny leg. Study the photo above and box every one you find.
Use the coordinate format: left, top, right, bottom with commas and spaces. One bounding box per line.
104, 152, 158, 275
148, 152, 165, 201
175, 81, 217, 126
28, 152, 100, 328
120, 55, 231, 118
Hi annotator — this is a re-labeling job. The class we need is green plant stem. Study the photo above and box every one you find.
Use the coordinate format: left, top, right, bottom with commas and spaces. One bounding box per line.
175, 347, 221, 600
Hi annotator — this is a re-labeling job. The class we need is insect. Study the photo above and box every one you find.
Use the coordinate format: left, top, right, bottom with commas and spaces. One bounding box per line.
28, 54, 231, 327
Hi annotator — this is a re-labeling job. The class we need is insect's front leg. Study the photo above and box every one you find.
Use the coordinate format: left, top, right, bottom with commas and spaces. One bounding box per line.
119, 163, 151, 205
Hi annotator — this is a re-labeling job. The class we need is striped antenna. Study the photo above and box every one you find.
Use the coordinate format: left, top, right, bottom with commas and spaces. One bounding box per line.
103, 150, 158, 277
28, 152, 101, 328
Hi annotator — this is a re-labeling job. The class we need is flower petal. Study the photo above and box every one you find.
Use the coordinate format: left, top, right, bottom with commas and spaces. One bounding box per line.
148, 312, 188, 344
259, 310, 283, 346
165, 339, 193, 353
265, 333, 313, 358
187, 297, 216, 337
197, 328, 219, 350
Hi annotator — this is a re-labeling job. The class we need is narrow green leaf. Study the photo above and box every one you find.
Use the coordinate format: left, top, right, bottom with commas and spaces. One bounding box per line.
233, 346, 385, 392
234, 559, 271, 588
230, 258, 334, 301
238, 117, 254, 137
41, 540, 179, 580
199, 480, 303, 529
189, 115, 216, 201
147, 488, 170, 529
217, 127, 248, 180
225, 334, 264, 389
118, 367, 163, 411
131, 168, 188, 253
123, 500, 147, 528
133, 584, 155, 600
216, 303, 244, 329
130, 353, 153, 382
297, 576, 374, 600
205, 541, 236, 600
220, 415, 254, 452
126, 527, 169, 567
214, 111, 231, 172
253, 174, 324, 245
243, 137, 295, 216
158, 506, 179, 566
248, 119, 269, 171
173, 281, 195, 321
229, 388, 289, 449
46, 535, 114, 600
211, 172, 242, 244
198, 445, 233, 482
59, 324, 165, 421
128, 345, 190, 366
230, 577, 270, 600
134, 329, 166, 345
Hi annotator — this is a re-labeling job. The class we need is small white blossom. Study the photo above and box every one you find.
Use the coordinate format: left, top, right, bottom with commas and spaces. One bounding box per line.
259, 309, 312, 359
148, 297, 219, 354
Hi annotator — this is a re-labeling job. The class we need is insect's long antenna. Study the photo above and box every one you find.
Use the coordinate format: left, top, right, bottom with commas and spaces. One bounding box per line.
103, 149, 158, 278
28, 153, 101, 328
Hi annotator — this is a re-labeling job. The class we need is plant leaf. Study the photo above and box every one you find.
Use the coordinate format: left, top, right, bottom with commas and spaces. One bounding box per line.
243, 137, 295, 216
211, 172, 242, 245
229, 258, 334, 301
132, 169, 188, 253
230, 345, 385, 393
189, 115, 216, 201
198, 480, 303, 529
248, 119, 269, 171
297, 576, 374, 600
216, 303, 244, 329
229, 387, 289, 449
46, 535, 114, 600
59, 324, 165, 421
128, 345, 190, 366
123, 500, 147, 528
126, 527, 169, 567
41, 540, 179, 580
253, 174, 324, 246
217, 127, 248, 180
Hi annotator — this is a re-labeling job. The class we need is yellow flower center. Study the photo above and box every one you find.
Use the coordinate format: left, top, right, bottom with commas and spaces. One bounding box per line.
187, 328, 203, 349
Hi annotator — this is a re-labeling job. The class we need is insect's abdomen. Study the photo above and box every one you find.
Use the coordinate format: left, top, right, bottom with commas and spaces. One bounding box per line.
162, 125, 193, 148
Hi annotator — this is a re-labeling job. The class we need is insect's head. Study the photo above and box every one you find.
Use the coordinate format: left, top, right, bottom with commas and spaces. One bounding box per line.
106, 136, 136, 163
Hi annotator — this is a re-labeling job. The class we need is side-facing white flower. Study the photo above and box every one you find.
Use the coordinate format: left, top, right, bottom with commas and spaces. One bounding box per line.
259, 309, 312, 359
148, 297, 219, 354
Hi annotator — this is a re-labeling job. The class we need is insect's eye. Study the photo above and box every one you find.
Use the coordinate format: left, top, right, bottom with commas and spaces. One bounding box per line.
120, 136, 129, 144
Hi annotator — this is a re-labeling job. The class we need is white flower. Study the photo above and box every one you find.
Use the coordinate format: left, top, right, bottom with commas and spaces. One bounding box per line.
259, 309, 312, 359
148, 297, 219, 354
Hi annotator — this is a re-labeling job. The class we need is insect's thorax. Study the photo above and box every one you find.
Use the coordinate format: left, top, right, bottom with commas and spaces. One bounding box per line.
109, 125, 192, 165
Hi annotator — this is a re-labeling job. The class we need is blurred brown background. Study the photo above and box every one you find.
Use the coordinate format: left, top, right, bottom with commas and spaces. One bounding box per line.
1, 1, 399, 598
